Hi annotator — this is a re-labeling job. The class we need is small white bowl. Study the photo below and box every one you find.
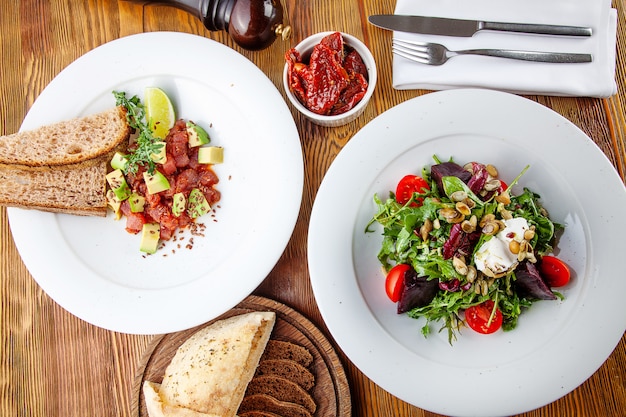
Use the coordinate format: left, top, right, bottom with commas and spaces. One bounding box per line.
283, 31, 377, 127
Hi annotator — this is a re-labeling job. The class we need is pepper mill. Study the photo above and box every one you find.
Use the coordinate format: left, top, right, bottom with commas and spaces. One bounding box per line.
124, 0, 291, 51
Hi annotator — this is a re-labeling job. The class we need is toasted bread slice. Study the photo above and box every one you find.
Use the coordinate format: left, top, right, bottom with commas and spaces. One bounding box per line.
0, 106, 130, 167
144, 312, 276, 417
0, 160, 109, 216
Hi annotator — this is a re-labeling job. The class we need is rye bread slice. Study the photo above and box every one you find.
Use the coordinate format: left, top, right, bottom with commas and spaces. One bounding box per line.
238, 411, 283, 417
238, 394, 313, 417
255, 359, 315, 391
245, 375, 317, 414
261, 340, 313, 368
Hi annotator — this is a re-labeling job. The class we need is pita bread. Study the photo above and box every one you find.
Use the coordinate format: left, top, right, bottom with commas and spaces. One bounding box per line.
143, 311, 276, 417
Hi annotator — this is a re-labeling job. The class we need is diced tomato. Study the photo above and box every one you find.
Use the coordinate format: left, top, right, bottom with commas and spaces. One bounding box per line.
539, 256, 571, 287
385, 264, 410, 303
465, 300, 503, 334
395, 175, 430, 206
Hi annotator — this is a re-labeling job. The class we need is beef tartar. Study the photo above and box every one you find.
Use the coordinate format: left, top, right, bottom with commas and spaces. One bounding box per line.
121, 119, 221, 242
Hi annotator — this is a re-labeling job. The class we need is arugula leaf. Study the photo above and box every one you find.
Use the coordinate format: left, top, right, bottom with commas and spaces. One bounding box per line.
441, 176, 484, 206
113, 90, 163, 174
507, 188, 562, 256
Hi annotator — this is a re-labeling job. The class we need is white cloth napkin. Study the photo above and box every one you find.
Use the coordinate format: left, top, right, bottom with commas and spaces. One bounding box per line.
392, 0, 617, 97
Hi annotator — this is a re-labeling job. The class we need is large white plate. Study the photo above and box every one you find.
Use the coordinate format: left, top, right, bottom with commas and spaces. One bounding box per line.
8, 32, 303, 335
308, 89, 626, 417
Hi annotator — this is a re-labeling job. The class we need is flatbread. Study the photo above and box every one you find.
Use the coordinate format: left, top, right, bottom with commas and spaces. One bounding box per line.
144, 311, 276, 417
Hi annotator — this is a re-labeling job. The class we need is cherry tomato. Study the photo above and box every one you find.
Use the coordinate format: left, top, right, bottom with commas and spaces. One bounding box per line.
499, 180, 508, 192
539, 256, 571, 287
465, 300, 503, 334
395, 175, 430, 206
385, 264, 410, 303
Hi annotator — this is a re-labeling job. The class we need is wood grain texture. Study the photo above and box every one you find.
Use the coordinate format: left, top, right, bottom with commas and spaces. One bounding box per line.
1, 0, 625, 416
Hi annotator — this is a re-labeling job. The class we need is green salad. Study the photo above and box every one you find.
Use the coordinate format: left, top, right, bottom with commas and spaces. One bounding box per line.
366, 156, 570, 343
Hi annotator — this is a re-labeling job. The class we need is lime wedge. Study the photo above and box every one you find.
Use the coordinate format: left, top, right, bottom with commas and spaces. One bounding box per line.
144, 87, 175, 139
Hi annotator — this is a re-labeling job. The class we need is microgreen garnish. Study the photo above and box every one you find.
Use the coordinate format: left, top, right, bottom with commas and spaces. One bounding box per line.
113, 90, 164, 174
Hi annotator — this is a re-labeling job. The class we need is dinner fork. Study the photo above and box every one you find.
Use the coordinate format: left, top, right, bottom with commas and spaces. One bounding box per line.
392, 39, 593, 65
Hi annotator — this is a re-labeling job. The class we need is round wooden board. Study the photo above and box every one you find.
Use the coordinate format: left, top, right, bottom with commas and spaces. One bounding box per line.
132, 295, 351, 417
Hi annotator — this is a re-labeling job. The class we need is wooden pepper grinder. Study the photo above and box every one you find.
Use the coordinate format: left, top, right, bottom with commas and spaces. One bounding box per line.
125, 0, 291, 50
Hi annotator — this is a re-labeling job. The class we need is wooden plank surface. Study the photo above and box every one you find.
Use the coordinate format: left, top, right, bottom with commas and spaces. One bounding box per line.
1, 1, 625, 416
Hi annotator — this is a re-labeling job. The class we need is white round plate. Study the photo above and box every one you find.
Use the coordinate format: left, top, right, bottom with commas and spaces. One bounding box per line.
308, 88, 626, 417
8, 32, 303, 335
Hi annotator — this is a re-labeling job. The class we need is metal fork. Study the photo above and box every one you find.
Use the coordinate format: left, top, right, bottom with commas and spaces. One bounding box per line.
392, 39, 593, 65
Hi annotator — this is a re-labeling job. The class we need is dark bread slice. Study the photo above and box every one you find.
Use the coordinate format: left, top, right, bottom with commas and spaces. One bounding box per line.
0, 106, 130, 167
255, 359, 315, 391
239, 411, 283, 417
261, 340, 313, 368
245, 375, 316, 414
239, 394, 313, 417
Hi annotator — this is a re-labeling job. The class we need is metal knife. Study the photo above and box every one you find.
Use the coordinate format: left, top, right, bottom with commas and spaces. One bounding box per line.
368, 15, 592, 37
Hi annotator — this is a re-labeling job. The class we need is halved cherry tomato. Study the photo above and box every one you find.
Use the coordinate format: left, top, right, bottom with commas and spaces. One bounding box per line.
395, 175, 430, 206
465, 300, 503, 334
385, 264, 410, 302
539, 255, 571, 287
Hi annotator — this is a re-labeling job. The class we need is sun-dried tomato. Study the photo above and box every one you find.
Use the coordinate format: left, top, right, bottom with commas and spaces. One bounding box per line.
320, 31, 345, 60
304, 43, 349, 114
343, 49, 368, 80
285, 32, 369, 116
331, 72, 367, 115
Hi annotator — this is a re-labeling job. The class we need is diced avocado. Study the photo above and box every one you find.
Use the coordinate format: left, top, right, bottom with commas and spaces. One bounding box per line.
106, 169, 131, 201
197, 146, 224, 164
150, 141, 167, 164
110, 152, 129, 170
129, 192, 146, 213
187, 188, 211, 218
140, 223, 160, 254
106, 190, 122, 220
172, 192, 186, 217
143, 171, 170, 195
186, 121, 210, 147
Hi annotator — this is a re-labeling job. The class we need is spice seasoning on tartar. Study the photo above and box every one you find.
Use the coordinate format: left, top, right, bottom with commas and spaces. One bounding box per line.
285, 32, 369, 115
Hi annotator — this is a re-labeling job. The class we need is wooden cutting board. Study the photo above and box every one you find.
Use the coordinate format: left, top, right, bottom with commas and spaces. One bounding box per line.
131, 295, 351, 416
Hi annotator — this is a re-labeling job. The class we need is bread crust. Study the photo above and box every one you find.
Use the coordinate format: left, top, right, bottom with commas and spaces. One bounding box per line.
238, 394, 313, 417
144, 312, 276, 417
0, 107, 130, 216
0, 106, 130, 167
255, 359, 315, 391
0, 159, 109, 216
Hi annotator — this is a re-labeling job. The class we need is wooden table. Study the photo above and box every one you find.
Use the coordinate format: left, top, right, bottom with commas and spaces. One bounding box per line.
1, 1, 625, 416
